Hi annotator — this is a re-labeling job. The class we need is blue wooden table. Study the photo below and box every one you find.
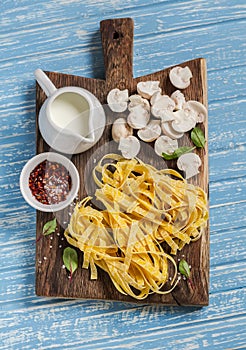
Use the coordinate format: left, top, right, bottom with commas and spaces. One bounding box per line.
0, 1, 245, 349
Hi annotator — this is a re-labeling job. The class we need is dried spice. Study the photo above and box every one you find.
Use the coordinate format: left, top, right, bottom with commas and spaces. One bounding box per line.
29, 160, 72, 205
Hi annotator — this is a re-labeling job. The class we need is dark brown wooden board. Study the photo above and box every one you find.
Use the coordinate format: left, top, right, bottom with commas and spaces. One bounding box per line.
35, 18, 209, 305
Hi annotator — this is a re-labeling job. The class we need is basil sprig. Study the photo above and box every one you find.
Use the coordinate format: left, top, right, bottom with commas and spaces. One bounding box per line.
179, 259, 191, 279
162, 146, 195, 160
191, 127, 206, 148
178, 258, 194, 290
42, 218, 57, 236
63, 247, 78, 280
36, 218, 57, 242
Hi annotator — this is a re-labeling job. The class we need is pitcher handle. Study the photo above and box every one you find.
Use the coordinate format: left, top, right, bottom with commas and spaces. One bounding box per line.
34, 69, 57, 97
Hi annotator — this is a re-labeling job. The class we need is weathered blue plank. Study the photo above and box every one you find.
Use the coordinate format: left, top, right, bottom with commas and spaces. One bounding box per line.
0, 0, 246, 349
1, 19, 246, 79
1, 289, 245, 349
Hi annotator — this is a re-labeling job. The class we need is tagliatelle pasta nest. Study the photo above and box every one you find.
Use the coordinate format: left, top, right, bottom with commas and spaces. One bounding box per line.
64, 154, 208, 299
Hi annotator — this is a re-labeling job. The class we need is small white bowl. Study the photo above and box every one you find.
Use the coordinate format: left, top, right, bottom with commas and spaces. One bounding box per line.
20, 152, 80, 212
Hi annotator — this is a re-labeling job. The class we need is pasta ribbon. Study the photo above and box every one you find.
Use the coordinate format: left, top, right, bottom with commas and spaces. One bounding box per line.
64, 154, 208, 299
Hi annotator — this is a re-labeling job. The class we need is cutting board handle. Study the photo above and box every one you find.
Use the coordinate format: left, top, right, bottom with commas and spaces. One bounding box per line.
100, 18, 134, 88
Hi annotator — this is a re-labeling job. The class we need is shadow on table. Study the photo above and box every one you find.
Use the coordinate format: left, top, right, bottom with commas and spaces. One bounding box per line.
89, 30, 105, 80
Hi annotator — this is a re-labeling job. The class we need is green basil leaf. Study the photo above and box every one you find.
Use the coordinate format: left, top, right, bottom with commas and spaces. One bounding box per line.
162, 146, 196, 160
42, 218, 57, 236
178, 259, 191, 279
63, 247, 78, 275
191, 127, 206, 148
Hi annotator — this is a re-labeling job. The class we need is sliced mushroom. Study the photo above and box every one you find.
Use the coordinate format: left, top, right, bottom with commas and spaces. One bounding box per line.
151, 94, 175, 118
169, 66, 192, 89
137, 81, 161, 99
161, 121, 184, 139
107, 88, 129, 113
171, 90, 186, 110
150, 91, 162, 106
183, 100, 207, 123
118, 135, 141, 159
154, 135, 178, 156
171, 110, 197, 133
137, 120, 161, 142
159, 110, 176, 122
127, 105, 150, 129
128, 94, 150, 112
111, 118, 133, 143
177, 153, 202, 179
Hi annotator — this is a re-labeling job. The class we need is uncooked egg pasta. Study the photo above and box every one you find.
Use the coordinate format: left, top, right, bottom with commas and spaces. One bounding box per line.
64, 154, 208, 299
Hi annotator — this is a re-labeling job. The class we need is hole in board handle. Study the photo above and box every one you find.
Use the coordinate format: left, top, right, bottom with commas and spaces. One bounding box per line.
113, 31, 123, 40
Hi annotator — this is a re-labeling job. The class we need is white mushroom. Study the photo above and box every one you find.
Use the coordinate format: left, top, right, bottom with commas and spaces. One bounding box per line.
128, 94, 150, 112
183, 100, 207, 123
118, 136, 140, 159
111, 118, 133, 143
107, 88, 129, 113
150, 92, 174, 122
137, 120, 161, 142
154, 135, 178, 156
161, 121, 184, 139
171, 90, 186, 110
177, 153, 202, 179
171, 110, 197, 133
159, 110, 176, 122
169, 66, 192, 89
127, 105, 150, 129
151, 94, 175, 118
150, 91, 162, 106
137, 81, 161, 99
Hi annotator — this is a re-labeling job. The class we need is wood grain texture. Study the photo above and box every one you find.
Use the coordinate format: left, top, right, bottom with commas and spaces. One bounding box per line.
35, 18, 209, 306
0, 0, 245, 349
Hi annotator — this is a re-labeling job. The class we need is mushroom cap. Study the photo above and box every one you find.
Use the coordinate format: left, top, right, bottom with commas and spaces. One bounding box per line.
128, 94, 150, 112
154, 135, 178, 156
183, 100, 207, 123
177, 152, 202, 179
158, 110, 176, 122
170, 90, 186, 110
161, 121, 184, 139
171, 110, 197, 133
151, 94, 175, 118
107, 88, 129, 113
137, 120, 161, 142
137, 81, 161, 99
118, 135, 141, 159
150, 91, 162, 106
127, 105, 150, 129
111, 117, 133, 143
169, 66, 193, 89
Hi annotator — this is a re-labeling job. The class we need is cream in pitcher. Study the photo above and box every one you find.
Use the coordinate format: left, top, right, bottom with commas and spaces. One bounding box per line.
35, 69, 106, 154
50, 91, 91, 136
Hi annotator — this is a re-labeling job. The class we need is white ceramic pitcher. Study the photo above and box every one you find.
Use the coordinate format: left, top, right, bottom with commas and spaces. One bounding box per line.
35, 69, 106, 154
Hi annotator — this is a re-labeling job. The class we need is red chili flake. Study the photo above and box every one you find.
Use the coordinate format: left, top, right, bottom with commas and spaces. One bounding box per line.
29, 160, 72, 205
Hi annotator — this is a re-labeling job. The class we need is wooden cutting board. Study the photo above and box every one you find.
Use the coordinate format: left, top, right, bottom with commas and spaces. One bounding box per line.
35, 18, 209, 305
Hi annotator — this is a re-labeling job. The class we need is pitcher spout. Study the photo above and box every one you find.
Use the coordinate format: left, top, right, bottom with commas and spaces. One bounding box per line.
77, 131, 95, 144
